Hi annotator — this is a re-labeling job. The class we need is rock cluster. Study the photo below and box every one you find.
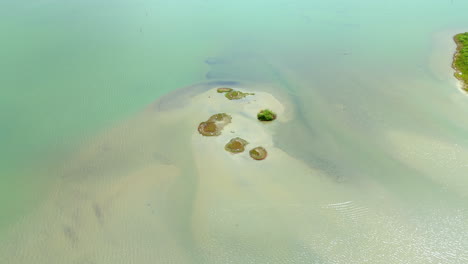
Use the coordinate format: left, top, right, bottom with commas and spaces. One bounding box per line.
197, 87, 280, 160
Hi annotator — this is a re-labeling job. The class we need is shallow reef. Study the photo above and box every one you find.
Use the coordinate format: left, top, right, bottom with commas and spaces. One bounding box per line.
198, 113, 232, 136
225, 137, 249, 153
249, 147, 268, 160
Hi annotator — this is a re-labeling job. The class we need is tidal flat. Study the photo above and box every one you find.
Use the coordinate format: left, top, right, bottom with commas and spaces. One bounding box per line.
1, 78, 468, 263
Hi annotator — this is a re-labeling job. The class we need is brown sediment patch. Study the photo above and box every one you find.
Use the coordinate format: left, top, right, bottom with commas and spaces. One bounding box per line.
249, 147, 268, 160
217, 87, 233, 93
198, 113, 232, 136
225, 137, 249, 153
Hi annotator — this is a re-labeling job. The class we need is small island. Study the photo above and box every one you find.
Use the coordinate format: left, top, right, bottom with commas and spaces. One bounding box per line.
453, 32, 468, 91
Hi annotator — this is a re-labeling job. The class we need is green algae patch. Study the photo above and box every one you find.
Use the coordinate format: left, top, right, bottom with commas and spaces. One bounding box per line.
249, 147, 268, 160
198, 113, 232, 136
257, 109, 277, 121
208, 113, 232, 124
217, 87, 233, 93
225, 137, 249, 153
453, 32, 468, 91
225, 90, 254, 100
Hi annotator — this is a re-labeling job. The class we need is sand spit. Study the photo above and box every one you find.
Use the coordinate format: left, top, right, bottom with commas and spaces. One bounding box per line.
0, 82, 308, 263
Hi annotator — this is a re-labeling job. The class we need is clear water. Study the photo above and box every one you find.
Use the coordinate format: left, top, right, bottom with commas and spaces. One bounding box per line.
1, 0, 468, 263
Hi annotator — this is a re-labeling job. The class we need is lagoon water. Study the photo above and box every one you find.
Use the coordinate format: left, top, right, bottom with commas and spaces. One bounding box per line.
2, 0, 468, 263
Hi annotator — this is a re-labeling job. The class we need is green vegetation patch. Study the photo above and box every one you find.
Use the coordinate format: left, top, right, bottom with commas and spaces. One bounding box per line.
453, 32, 468, 91
224, 90, 254, 100
257, 109, 277, 121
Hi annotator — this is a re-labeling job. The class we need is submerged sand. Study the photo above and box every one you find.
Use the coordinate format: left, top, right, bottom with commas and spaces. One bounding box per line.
1, 81, 468, 263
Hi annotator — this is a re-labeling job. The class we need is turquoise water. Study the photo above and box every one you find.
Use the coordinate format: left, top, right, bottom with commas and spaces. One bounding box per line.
1, 0, 468, 263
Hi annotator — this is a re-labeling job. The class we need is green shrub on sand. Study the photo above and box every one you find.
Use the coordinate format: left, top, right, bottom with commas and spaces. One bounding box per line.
257, 109, 277, 121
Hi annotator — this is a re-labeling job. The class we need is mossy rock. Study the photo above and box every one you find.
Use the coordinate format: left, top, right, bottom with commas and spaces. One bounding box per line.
198, 121, 221, 136
225, 137, 249, 153
197, 113, 232, 136
225, 90, 254, 100
249, 147, 268, 160
257, 109, 277, 121
217, 87, 233, 93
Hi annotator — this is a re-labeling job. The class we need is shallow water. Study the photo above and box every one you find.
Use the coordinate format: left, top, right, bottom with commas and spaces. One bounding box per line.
2, 0, 468, 263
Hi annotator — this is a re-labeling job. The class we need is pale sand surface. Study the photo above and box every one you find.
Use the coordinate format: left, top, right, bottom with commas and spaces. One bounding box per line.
385, 129, 468, 197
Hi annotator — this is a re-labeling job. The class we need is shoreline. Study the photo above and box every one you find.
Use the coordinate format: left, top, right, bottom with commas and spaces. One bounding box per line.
452, 33, 468, 92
